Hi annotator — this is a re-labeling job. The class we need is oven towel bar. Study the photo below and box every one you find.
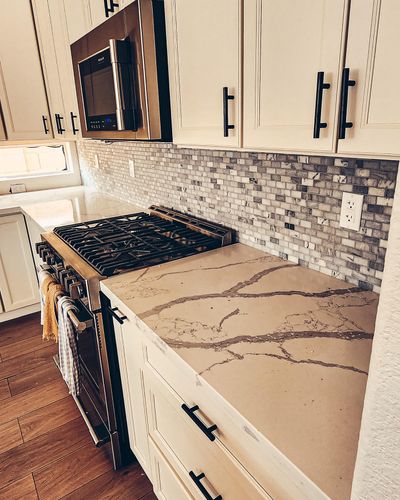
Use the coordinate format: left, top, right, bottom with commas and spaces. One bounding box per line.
38, 268, 93, 334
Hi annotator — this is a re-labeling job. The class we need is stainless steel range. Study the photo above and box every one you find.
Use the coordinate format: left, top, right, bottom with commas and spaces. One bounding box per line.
35, 206, 234, 469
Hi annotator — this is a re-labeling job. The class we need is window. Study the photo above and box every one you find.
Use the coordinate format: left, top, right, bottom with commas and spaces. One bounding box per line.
0, 145, 68, 178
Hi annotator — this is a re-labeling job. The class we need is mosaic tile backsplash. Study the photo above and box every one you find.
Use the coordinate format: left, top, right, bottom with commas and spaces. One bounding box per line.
78, 140, 398, 292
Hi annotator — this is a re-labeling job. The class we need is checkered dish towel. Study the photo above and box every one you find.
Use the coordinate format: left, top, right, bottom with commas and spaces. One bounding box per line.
57, 295, 81, 397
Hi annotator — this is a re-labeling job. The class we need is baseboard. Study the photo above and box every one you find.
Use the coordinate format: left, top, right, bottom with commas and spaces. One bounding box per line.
0, 302, 41, 323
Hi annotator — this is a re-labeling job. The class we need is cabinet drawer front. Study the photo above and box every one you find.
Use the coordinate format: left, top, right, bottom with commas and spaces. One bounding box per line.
150, 440, 193, 500
144, 362, 270, 500
144, 334, 326, 500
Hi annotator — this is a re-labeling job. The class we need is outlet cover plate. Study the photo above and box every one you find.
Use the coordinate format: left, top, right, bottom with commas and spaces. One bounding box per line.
340, 192, 363, 231
9, 183, 26, 194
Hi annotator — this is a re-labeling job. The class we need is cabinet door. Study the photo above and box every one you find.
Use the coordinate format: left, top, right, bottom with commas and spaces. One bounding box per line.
88, 0, 121, 29
0, 214, 39, 312
49, 0, 81, 138
243, 0, 347, 153
33, 0, 81, 139
112, 307, 151, 478
337, 0, 400, 156
165, 0, 241, 148
62, 0, 91, 44
0, 0, 51, 140
149, 440, 192, 500
32, 0, 64, 140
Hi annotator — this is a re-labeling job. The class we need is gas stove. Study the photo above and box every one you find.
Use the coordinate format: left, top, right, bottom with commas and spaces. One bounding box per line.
35, 206, 234, 470
53, 206, 232, 276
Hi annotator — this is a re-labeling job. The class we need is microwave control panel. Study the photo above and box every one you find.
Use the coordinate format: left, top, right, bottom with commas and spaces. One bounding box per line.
87, 115, 117, 131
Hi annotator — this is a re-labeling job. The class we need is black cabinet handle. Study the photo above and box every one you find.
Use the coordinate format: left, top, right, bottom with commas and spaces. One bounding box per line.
104, 0, 119, 17
70, 112, 79, 135
313, 71, 330, 139
108, 306, 127, 324
338, 67, 356, 139
55, 113, 65, 134
42, 115, 49, 134
189, 471, 222, 500
181, 404, 217, 441
222, 87, 235, 137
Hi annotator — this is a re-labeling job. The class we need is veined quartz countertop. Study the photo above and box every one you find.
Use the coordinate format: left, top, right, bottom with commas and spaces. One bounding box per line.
101, 243, 378, 500
0, 186, 144, 230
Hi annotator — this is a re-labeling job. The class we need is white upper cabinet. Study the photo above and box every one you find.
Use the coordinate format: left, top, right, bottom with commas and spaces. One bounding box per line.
337, 0, 400, 156
32, 0, 81, 139
62, 0, 92, 44
243, 0, 348, 153
88, 0, 122, 29
164, 0, 241, 148
0, 214, 39, 312
0, 0, 51, 141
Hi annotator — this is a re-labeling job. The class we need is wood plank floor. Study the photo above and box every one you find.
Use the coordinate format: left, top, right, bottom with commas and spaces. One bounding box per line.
0, 313, 156, 500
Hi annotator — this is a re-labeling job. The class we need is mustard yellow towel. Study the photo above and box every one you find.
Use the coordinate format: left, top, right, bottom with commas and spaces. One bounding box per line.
40, 275, 62, 342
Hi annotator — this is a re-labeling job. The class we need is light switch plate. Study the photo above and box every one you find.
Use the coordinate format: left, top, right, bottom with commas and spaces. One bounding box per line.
129, 159, 135, 178
340, 192, 363, 231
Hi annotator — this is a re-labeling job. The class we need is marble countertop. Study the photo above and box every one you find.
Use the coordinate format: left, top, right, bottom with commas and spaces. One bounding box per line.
102, 243, 378, 500
0, 186, 144, 230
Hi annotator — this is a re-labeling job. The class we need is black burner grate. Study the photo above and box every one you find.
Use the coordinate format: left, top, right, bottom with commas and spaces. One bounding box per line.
54, 212, 226, 276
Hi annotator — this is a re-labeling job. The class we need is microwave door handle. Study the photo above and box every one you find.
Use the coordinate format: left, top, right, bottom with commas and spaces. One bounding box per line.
110, 39, 125, 131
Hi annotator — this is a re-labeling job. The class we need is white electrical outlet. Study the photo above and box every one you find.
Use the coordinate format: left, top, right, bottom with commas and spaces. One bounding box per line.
340, 192, 363, 231
9, 183, 26, 194
129, 160, 135, 178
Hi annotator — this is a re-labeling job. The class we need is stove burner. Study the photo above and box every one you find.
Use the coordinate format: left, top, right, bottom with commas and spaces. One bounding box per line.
54, 211, 229, 276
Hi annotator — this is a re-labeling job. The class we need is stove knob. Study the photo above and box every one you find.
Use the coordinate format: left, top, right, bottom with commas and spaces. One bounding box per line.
35, 242, 47, 256
45, 253, 55, 265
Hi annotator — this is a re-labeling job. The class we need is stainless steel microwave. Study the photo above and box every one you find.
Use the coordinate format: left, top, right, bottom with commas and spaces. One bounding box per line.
71, 0, 171, 140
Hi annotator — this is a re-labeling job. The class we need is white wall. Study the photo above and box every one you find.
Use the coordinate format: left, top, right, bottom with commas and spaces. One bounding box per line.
351, 168, 400, 498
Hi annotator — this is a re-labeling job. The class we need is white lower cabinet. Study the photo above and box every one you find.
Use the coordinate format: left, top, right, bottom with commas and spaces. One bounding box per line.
150, 440, 193, 500
109, 295, 272, 500
0, 214, 39, 313
144, 363, 270, 500
108, 294, 325, 500
112, 310, 151, 478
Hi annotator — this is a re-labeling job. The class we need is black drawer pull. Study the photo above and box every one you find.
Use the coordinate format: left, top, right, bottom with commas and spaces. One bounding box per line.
313, 71, 330, 138
42, 115, 49, 134
338, 67, 356, 139
181, 404, 217, 441
189, 471, 222, 500
222, 87, 235, 137
70, 112, 79, 135
108, 306, 127, 324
